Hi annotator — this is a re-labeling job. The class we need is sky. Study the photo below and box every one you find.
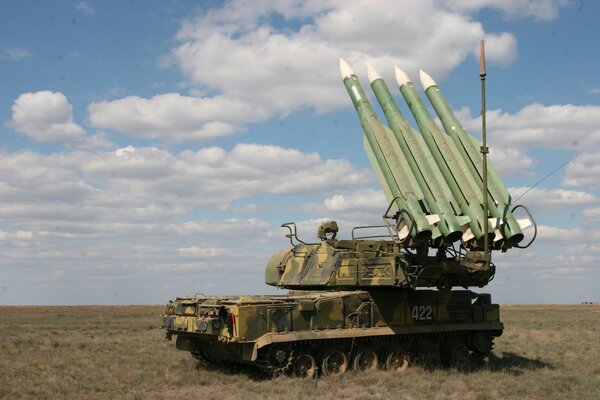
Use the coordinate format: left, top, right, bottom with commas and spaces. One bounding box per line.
1, 0, 599, 305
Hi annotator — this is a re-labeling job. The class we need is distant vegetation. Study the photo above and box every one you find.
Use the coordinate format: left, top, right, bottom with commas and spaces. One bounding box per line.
1, 304, 598, 399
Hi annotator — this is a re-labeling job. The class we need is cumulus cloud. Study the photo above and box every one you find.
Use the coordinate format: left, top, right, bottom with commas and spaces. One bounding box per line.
0, 144, 369, 238
458, 103, 600, 150
172, 0, 516, 108
509, 187, 598, 211
582, 207, 600, 225
2, 143, 374, 303
322, 189, 386, 212
7, 91, 115, 149
88, 93, 269, 142
562, 152, 600, 189
488, 147, 536, 177
86, 0, 524, 142
9, 91, 86, 142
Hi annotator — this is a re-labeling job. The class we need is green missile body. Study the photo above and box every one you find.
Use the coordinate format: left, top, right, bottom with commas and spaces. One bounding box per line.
419, 70, 524, 245
394, 67, 495, 246
340, 59, 432, 243
366, 63, 464, 243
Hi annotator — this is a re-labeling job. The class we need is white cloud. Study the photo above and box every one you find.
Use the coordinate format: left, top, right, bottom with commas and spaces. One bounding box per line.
172, 0, 517, 109
509, 187, 598, 211
488, 147, 536, 177
88, 93, 269, 142
87, 0, 523, 142
0, 230, 33, 241
322, 189, 386, 212
0, 144, 369, 237
9, 91, 86, 143
457, 103, 600, 151
75, 1, 95, 16
582, 207, 600, 225
73, 131, 116, 150
563, 152, 600, 189
444, 0, 572, 22
0, 47, 31, 61
178, 246, 230, 257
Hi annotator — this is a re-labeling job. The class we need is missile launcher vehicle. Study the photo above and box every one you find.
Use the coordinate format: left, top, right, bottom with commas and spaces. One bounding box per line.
161, 54, 536, 378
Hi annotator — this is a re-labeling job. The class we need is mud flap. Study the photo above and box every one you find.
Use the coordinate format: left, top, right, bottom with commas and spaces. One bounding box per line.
242, 343, 256, 361
175, 335, 196, 351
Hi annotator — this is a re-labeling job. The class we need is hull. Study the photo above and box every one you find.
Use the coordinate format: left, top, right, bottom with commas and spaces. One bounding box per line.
162, 289, 502, 376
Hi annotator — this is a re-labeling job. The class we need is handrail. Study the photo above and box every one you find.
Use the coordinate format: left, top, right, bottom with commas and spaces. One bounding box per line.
382, 196, 415, 244
280, 222, 306, 246
510, 205, 537, 249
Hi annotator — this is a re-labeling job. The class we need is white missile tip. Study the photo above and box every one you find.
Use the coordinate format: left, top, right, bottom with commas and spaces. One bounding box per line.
339, 58, 355, 79
419, 69, 437, 91
394, 66, 412, 87
366, 62, 382, 84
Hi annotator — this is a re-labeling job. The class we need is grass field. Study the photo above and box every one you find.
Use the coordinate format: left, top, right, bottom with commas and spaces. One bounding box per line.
1, 304, 598, 399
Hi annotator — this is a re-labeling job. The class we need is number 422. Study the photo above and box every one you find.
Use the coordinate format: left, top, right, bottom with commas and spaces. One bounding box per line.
411, 305, 433, 321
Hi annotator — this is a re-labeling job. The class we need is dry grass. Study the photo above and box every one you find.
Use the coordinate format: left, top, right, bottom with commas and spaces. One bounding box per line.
1, 304, 599, 399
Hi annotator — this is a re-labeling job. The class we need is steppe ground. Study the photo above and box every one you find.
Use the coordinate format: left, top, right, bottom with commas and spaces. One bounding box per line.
1, 304, 598, 400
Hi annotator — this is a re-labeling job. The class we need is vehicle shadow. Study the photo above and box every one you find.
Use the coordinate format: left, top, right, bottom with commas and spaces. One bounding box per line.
194, 351, 554, 379
485, 352, 554, 376
195, 360, 272, 381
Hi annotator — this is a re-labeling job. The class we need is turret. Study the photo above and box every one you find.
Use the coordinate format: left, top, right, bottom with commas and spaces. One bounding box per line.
265, 61, 536, 291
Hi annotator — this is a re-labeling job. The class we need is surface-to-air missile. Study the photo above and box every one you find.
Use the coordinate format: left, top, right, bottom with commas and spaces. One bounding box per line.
161, 54, 536, 378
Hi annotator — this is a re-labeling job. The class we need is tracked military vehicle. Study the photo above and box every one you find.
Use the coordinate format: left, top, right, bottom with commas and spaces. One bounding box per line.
162, 53, 535, 377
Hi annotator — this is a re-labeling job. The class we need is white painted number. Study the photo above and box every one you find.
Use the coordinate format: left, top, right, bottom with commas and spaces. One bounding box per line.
411, 305, 433, 321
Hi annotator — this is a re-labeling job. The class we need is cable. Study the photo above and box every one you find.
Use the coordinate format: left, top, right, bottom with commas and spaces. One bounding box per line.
513, 151, 584, 204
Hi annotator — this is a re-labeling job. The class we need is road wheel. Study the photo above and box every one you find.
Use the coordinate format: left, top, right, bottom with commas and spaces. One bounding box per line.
419, 346, 442, 371
449, 343, 472, 371
292, 353, 317, 379
385, 348, 410, 372
352, 349, 378, 371
321, 349, 348, 376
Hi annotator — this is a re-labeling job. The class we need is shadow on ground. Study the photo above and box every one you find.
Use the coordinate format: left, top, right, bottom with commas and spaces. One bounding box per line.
486, 352, 554, 376
192, 351, 554, 380
195, 360, 272, 381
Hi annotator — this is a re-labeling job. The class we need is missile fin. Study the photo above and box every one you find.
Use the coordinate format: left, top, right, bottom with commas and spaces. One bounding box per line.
462, 228, 475, 243
426, 214, 441, 226
517, 218, 532, 230
397, 221, 410, 241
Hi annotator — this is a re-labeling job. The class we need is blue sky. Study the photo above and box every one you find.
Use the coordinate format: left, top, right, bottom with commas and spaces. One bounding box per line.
1, 0, 599, 305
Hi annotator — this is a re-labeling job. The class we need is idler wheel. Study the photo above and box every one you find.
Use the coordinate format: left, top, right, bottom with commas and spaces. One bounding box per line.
321, 349, 348, 376
471, 331, 493, 356
291, 353, 317, 379
385, 348, 410, 372
352, 349, 378, 371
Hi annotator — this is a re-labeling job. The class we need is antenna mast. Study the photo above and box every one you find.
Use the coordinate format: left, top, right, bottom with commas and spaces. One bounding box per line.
480, 40, 490, 263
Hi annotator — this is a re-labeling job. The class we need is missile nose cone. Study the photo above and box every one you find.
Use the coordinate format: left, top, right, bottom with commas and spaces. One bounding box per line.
419, 69, 437, 91
339, 58, 355, 79
394, 66, 412, 87
366, 62, 383, 84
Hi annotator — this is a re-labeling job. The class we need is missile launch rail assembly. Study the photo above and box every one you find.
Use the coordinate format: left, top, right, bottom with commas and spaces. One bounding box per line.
161, 59, 536, 378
